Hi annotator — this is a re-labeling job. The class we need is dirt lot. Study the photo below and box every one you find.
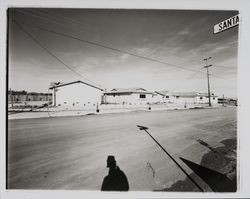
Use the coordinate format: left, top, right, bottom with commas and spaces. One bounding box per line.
7, 106, 237, 191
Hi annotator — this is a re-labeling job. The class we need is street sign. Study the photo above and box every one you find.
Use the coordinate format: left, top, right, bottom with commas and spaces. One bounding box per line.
214, 14, 239, 34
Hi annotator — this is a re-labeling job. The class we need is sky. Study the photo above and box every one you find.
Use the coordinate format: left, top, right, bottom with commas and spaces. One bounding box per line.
8, 8, 238, 98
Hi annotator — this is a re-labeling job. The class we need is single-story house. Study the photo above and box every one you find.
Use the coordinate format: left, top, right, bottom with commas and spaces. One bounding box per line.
154, 91, 218, 104
154, 90, 175, 104
49, 80, 103, 106
218, 97, 237, 106
172, 92, 218, 104
102, 87, 155, 105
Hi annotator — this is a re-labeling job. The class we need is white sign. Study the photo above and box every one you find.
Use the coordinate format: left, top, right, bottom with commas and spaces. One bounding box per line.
214, 14, 239, 34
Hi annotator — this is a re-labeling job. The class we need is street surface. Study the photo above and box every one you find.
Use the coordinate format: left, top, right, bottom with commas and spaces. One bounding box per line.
8, 107, 237, 191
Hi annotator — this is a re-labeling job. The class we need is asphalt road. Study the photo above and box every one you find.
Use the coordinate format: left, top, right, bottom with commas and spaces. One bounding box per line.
8, 107, 237, 191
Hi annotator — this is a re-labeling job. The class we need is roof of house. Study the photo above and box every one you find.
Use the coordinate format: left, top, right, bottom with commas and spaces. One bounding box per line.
155, 91, 217, 97
171, 92, 217, 97
171, 92, 201, 97
155, 90, 170, 96
198, 92, 217, 97
104, 87, 153, 94
49, 80, 104, 91
218, 97, 237, 101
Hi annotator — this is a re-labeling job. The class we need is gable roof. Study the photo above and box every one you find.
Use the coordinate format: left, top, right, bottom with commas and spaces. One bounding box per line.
171, 92, 200, 97
111, 87, 146, 92
171, 92, 217, 97
155, 91, 217, 97
49, 80, 104, 91
155, 90, 170, 96
104, 87, 153, 94
198, 92, 217, 97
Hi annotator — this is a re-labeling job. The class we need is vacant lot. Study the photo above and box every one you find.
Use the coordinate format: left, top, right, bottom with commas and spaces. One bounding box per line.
8, 107, 237, 191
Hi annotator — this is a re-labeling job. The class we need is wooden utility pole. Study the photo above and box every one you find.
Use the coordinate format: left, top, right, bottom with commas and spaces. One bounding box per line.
222, 94, 225, 107
53, 88, 56, 106
203, 57, 212, 107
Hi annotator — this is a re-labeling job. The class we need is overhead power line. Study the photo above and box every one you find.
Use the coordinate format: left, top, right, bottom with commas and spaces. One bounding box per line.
14, 9, 93, 34
36, 9, 94, 31
213, 64, 236, 70
17, 20, 236, 82
28, 8, 94, 33
12, 9, 237, 82
185, 68, 204, 79
12, 16, 235, 83
14, 10, 67, 30
186, 64, 236, 82
13, 20, 101, 88
14, 20, 208, 75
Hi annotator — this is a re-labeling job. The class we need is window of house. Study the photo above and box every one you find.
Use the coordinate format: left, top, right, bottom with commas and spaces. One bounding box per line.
213, 97, 215, 100
176, 96, 179, 99
139, 94, 146, 99
200, 97, 203, 99
166, 96, 169, 98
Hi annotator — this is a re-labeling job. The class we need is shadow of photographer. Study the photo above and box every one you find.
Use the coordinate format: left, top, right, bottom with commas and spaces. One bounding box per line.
101, 155, 129, 191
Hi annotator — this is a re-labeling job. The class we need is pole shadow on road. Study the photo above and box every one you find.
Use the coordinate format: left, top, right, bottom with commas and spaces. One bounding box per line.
101, 155, 129, 191
179, 157, 236, 192
155, 138, 237, 192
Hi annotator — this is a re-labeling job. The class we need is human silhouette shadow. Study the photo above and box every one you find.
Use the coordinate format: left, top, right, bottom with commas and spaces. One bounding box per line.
180, 157, 236, 192
101, 156, 129, 191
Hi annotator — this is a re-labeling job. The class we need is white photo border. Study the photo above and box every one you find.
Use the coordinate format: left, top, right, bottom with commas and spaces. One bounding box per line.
1, 0, 250, 198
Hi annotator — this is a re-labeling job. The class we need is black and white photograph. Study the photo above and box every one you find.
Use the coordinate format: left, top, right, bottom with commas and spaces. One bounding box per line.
1, 1, 250, 198
6, 7, 239, 192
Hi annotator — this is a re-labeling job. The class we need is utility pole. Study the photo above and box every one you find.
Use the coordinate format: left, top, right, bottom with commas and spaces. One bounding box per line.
203, 57, 212, 107
222, 94, 225, 107
53, 87, 56, 106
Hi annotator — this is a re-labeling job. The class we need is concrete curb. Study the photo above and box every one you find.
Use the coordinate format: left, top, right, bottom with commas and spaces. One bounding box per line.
7, 104, 225, 120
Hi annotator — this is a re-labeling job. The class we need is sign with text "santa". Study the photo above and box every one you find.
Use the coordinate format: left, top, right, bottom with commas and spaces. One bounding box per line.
214, 14, 239, 34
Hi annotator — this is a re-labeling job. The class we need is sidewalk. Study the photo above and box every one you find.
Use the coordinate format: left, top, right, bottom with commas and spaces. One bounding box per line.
8, 103, 218, 120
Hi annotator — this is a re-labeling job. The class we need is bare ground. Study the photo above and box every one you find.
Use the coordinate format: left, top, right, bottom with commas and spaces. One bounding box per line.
7, 107, 237, 191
